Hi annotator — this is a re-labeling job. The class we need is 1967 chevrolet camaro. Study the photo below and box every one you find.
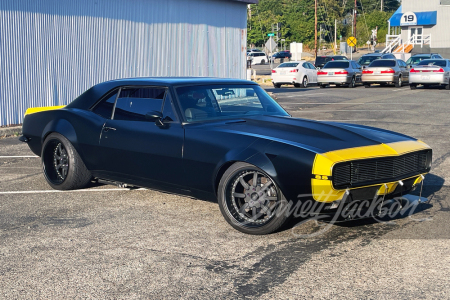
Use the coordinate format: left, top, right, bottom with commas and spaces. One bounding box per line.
21, 78, 432, 234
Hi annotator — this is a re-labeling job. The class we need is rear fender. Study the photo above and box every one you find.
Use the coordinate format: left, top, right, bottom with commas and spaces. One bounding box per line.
42, 119, 79, 153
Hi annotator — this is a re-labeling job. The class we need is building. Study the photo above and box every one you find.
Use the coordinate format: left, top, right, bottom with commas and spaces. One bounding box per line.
0, 0, 257, 126
387, 1, 450, 56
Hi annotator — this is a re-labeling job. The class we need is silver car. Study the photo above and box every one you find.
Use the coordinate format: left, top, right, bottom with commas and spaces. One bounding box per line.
362, 59, 409, 88
409, 59, 450, 90
317, 60, 362, 88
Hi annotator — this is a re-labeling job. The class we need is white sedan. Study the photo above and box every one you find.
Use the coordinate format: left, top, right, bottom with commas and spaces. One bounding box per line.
271, 61, 317, 88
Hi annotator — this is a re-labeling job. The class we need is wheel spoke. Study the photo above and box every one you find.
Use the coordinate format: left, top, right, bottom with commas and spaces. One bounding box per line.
239, 177, 249, 190
258, 181, 273, 195
266, 196, 278, 201
233, 193, 246, 198
54, 154, 61, 160
252, 172, 258, 187
252, 207, 257, 219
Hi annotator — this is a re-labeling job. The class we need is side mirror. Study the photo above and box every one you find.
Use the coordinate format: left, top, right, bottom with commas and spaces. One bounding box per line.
145, 111, 164, 126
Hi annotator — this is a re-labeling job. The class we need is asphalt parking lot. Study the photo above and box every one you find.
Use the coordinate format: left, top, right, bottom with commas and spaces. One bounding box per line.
1, 84, 450, 299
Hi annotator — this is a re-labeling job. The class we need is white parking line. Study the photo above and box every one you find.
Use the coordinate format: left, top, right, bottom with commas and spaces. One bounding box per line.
0, 156, 39, 158
0, 188, 147, 195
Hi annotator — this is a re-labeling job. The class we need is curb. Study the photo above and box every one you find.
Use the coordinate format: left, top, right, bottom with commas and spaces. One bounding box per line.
0, 126, 22, 138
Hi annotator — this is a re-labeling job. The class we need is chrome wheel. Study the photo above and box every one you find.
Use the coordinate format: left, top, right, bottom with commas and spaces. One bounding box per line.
229, 170, 279, 225
301, 76, 308, 88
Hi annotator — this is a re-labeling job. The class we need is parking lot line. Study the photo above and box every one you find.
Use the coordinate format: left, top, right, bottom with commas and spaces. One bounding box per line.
0, 155, 39, 158
0, 188, 147, 194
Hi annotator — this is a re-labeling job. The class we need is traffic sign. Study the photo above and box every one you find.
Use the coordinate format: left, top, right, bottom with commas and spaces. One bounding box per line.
268, 33, 275, 37
347, 36, 357, 47
265, 37, 277, 52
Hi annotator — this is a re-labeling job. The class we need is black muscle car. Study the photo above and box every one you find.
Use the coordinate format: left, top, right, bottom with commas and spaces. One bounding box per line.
21, 78, 432, 234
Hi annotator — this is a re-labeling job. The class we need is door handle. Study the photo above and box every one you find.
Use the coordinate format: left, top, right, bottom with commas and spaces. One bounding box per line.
103, 127, 116, 132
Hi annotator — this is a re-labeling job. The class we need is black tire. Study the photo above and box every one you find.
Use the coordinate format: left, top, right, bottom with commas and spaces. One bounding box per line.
319, 84, 327, 88
410, 84, 417, 90
273, 83, 281, 88
364, 83, 371, 88
261, 60, 265, 65
218, 162, 289, 235
380, 83, 387, 87
42, 132, 92, 190
445, 80, 450, 90
346, 77, 356, 88
336, 84, 341, 88
395, 75, 403, 88
294, 83, 301, 88
301, 76, 308, 88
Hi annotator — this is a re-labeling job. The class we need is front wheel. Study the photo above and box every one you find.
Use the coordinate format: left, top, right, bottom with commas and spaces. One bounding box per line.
218, 162, 289, 235
42, 133, 92, 190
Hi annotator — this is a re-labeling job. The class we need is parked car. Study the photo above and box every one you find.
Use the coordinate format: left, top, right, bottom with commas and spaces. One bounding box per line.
271, 61, 317, 88
20, 78, 432, 235
409, 59, 450, 90
247, 49, 264, 54
269, 51, 292, 62
362, 59, 409, 88
314, 55, 348, 69
247, 52, 268, 65
357, 53, 396, 68
317, 60, 362, 88
406, 53, 444, 68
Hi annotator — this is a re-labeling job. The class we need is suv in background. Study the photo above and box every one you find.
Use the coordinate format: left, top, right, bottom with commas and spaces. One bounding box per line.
357, 53, 396, 68
247, 52, 268, 65
406, 53, 443, 68
270, 51, 292, 62
314, 55, 348, 69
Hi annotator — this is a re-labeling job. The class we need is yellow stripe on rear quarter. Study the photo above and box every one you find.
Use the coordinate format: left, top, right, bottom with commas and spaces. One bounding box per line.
24, 105, 66, 116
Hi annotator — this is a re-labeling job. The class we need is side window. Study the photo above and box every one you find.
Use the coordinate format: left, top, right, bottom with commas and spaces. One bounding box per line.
302, 62, 309, 69
308, 63, 315, 69
113, 87, 166, 121
162, 93, 178, 122
92, 90, 119, 119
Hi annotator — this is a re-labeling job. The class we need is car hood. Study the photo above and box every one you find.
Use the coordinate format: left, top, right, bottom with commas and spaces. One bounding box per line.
210, 115, 415, 154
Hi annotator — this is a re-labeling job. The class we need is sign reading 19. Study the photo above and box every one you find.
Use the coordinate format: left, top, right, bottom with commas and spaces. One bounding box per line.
404, 14, 415, 22
401, 12, 417, 25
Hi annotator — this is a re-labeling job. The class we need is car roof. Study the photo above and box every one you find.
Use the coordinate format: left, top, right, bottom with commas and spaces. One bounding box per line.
361, 53, 383, 57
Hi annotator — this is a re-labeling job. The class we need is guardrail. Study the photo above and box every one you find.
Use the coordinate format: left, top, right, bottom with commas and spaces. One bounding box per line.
382, 34, 432, 53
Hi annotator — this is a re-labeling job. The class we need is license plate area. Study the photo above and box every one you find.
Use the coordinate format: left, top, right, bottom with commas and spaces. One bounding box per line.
328, 72, 334, 75
421, 75, 430, 80
374, 71, 381, 75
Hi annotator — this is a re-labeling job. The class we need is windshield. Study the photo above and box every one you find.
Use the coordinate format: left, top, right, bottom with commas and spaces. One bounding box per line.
369, 60, 396, 67
315, 57, 332, 65
323, 61, 350, 69
278, 63, 299, 68
417, 59, 447, 67
358, 55, 382, 65
333, 56, 348, 60
175, 85, 289, 122
406, 56, 429, 65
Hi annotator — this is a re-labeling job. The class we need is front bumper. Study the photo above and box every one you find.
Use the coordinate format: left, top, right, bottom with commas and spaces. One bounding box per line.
317, 75, 351, 84
409, 73, 446, 85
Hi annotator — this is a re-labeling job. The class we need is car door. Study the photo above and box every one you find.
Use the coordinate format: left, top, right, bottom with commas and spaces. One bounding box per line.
301, 62, 312, 82
98, 86, 185, 189
351, 61, 362, 82
307, 63, 317, 83
398, 60, 409, 81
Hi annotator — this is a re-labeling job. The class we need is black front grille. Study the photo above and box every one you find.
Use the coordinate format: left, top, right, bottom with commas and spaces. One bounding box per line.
332, 150, 432, 189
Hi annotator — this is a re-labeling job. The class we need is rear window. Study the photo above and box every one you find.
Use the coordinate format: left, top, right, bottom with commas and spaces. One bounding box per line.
358, 55, 381, 65
417, 60, 447, 67
278, 63, 299, 68
333, 56, 348, 60
368, 60, 396, 67
406, 56, 430, 65
323, 61, 350, 69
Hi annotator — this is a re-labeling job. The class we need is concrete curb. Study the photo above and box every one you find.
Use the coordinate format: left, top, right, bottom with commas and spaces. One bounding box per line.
0, 126, 22, 138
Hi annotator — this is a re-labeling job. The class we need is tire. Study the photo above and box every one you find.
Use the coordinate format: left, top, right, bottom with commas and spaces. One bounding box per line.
380, 83, 387, 87
273, 83, 281, 88
217, 162, 289, 235
294, 83, 301, 88
41, 132, 92, 190
364, 83, 371, 88
319, 84, 327, 88
445, 80, 450, 90
301, 76, 308, 88
336, 84, 341, 88
347, 77, 356, 88
261, 60, 265, 65
410, 84, 417, 90
395, 75, 403, 88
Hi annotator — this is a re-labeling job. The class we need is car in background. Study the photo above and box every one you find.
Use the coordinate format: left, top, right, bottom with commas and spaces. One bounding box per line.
357, 53, 396, 68
247, 52, 268, 65
269, 51, 292, 62
406, 53, 444, 68
409, 59, 450, 90
271, 61, 317, 88
317, 60, 362, 88
314, 55, 348, 69
361, 59, 409, 88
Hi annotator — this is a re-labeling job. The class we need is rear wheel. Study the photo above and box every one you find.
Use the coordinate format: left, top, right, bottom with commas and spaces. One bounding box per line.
410, 84, 417, 90
336, 84, 341, 88
261, 59, 265, 65
42, 133, 92, 190
364, 83, 371, 88
319, 84, 328, 88
445, 80, 450, 90
395, 75, 403, 88
218, 162, 289, 235
273, 83, 281, 88
301, 76, 308, 88
347, 77, 356, 88
294, 83, 301, 88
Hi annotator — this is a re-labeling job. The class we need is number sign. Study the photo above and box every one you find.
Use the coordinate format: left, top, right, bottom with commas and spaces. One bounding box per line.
401, 12, 417, 26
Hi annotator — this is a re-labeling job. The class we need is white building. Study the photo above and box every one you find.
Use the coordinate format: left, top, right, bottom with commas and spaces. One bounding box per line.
0, 0, 257, 126
385, 1, 450, 57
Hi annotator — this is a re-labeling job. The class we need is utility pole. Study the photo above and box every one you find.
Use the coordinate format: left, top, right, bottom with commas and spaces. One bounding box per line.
314, 0, 318, 58
381, 0, 383, 12
335, 19, 337, 55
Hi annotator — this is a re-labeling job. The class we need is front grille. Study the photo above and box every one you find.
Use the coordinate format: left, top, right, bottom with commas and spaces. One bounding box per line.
332, 150, 432, 189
